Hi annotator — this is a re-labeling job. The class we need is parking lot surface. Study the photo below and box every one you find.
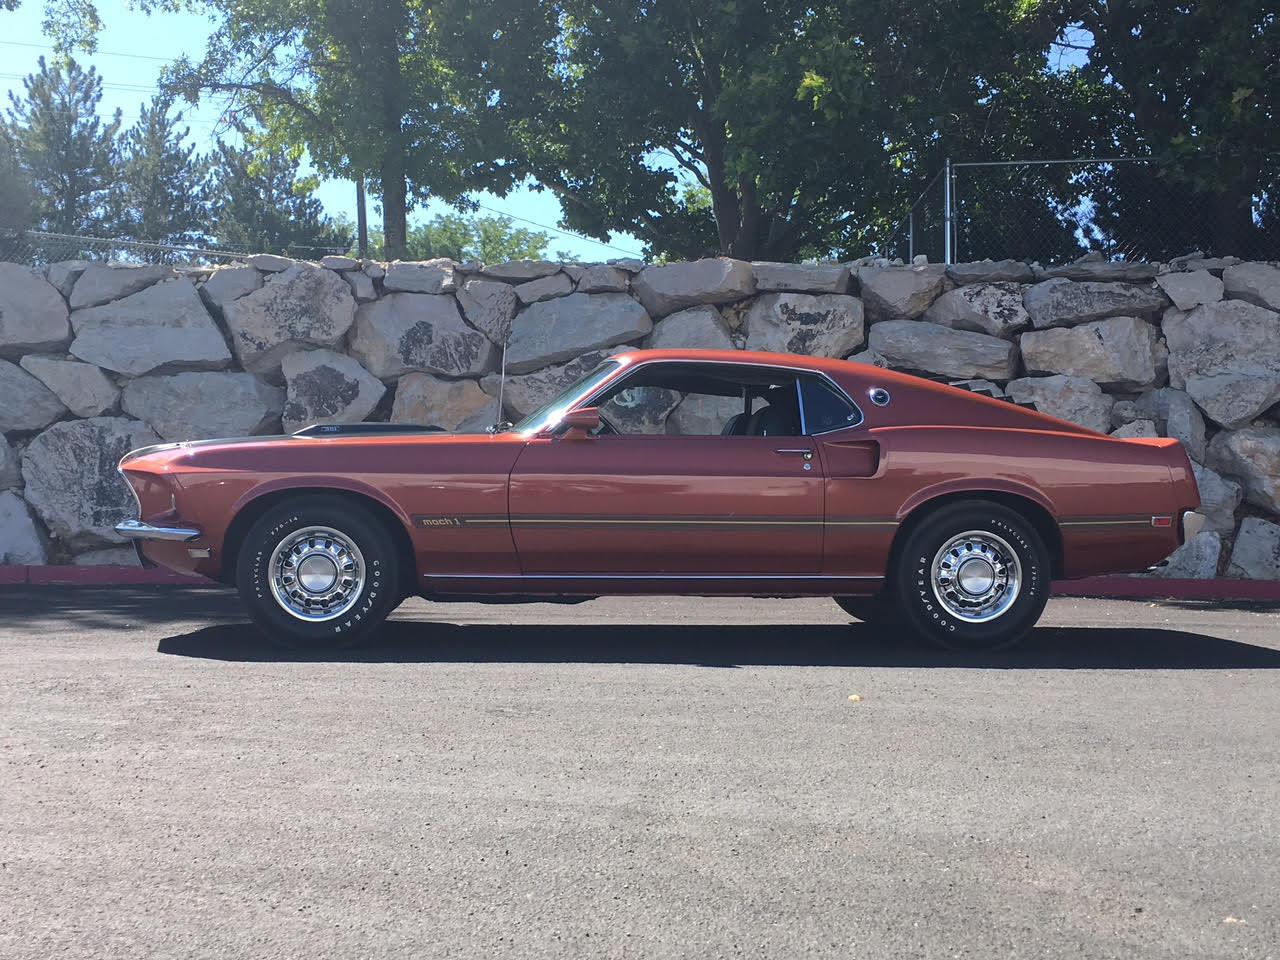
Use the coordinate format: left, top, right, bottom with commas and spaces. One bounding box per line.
2, 588, 1278, 959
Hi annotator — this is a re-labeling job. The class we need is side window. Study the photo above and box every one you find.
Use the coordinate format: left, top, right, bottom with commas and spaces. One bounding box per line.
799, 377, 862, 434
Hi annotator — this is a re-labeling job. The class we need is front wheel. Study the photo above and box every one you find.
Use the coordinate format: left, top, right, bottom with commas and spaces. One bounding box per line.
235, 495, 401, 646
890, 501, 1050, 651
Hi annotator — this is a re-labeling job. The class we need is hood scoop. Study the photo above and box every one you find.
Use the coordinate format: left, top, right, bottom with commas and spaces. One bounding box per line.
292, 423, 448, 438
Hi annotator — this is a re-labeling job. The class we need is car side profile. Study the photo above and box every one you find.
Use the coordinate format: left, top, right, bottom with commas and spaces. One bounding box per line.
116, 348, 1204, 650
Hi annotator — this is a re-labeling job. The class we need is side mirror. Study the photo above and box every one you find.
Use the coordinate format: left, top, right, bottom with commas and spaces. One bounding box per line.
558, 406, 600, 439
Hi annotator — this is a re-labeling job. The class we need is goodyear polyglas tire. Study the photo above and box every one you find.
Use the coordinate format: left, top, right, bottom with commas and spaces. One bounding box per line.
235, 495, 400, 646
890, 501, 1050, 651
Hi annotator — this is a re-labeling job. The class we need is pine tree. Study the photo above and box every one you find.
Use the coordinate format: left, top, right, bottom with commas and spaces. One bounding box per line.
112, 96, 209, 249
206, 136, 349, 256
5, 57, 121, 235
0, 133, 31, 234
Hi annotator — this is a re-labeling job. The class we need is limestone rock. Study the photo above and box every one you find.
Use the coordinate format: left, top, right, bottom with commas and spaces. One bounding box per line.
751, 262, 850, 294
1226, 518, 1280, 579
945, 260, 1035, 285
1162, 299, 1280, 428
859, 265, 947, 320
280, 350, 385, 433
631, 258, 754, 318
73, 545, 139, 566
1133, 388, 1207, 463
222, 264, 357, 375
1111, 420, 1158, 439
608, 258, 646, 274
456, 279, 517, 344
70, 278, 232, 376
741, 293, 865, 357
1023, 278, 1167, 329
201, 266, 264, 309
847, 349, 892, 368
1020, 316, 1166, 390
0, 263, 71, 357
1, 434, 20, 490
646, 305, 735, 351
514, 272, 573, 305
46, 261, 89, 299
481, 351, 613, 419
343, 271, 377, 302
1190, 462, 1242, 536
1004, 375, 1114, 434
921, 282, 1029, 339
383, 259, 457, 295
1152, 531, 1220, 579
19, 356, 119, 418
1207, 428, 1280, 515
392, 373, 495, 432
868, 320, 1017, 381
361, 260, 386, 279
506, 293, 651, 375
0, 359, 67, 433
350, 293, 496, 380
68, 263, 176, 309
122, 372, 285, 441
1156, 270, 1223, 311
20, 417, 161, 550
562, 263, 586, 284
950, 379, 1005, 399
1042, 261, 1158, 282
1222, 262, 1280, 312
247, 254, 294, 272
480, 260, 562, 283
575, 265, 630, 294
320, 255, 359, 271
0, 490, 46, 564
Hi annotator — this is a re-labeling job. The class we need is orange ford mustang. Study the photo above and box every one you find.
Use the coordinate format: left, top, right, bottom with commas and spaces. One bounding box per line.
116, 348, 1204, 650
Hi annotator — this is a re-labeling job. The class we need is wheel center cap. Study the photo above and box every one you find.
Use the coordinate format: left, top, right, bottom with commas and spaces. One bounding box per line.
955, 557, 997, 595
297, 554, 339, 593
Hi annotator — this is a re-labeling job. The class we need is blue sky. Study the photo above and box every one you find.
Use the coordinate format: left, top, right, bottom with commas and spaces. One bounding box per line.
1, 0, 646, 260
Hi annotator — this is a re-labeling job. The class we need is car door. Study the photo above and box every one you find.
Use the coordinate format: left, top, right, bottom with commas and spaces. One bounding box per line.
507, 426, 825, 576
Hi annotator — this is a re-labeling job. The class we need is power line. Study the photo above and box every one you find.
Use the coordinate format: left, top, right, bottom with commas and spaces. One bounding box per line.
472, 201, 643, 258
0, 39, 186, 63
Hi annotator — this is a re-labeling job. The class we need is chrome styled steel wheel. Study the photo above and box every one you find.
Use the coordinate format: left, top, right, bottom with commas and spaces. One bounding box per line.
268, 526, 366, 621
891, 501, 1050, 651
930, 530, 1022, 623
235, 495, 402, 646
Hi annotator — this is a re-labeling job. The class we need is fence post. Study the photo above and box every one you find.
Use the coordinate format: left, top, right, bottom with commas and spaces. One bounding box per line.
908, 212, 914, 263
943, 157, 952, 265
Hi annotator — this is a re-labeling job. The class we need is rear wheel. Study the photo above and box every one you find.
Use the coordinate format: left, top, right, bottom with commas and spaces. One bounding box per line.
235, 495, 401, 646
890, 501, 1050, 651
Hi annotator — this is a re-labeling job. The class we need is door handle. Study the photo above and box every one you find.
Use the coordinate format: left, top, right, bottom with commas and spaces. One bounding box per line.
774, 448, 813, 460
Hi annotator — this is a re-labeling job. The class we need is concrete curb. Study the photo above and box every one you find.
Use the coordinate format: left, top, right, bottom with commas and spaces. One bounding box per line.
1, 566, 1278, 599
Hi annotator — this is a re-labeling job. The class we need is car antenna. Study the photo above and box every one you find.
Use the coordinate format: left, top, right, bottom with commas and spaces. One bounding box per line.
487, 309, 514, 434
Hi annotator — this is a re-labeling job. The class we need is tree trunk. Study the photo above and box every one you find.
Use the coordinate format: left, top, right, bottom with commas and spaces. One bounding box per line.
356, 178, 368, 259
1210, 178, 1257, 259
380, 158, 408, 260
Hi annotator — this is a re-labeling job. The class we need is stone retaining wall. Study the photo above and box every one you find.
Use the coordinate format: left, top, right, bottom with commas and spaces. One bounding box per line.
1, 251, 1278, 578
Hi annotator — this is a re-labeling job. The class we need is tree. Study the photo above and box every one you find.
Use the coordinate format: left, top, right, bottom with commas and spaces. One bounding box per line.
349, 212, 551, 262
0, 133, 32, 233
505, 0, 1071, 262
165, 0, 554, 259
111, 96, 209, 249
206, 136, 350, 257
5, 56, 121, 234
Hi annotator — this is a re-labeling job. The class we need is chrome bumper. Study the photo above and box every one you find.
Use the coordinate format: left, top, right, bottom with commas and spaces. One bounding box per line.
1182, 510, 1207, 542
114, 519, 202, 542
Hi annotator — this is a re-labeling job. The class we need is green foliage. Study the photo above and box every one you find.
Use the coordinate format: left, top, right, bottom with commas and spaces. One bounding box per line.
4, 56, 121, 234
111, 97, 209, 247
349, 213, 551, 263
206, 135, 350, 257
0, 133, 33, 232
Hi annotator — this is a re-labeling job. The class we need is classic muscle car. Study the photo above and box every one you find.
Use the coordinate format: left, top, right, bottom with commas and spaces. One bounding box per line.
116, 348, 1204, 650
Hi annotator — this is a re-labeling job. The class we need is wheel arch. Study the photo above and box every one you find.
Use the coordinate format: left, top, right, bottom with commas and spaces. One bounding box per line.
890, 490, 1064, 581
220, 486, 418, 589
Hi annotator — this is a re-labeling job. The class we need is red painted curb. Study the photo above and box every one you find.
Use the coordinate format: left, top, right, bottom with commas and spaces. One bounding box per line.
1, 566, 1277, 599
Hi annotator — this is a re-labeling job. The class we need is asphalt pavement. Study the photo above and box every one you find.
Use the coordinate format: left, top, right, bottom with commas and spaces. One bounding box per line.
2, 588, 1278, 960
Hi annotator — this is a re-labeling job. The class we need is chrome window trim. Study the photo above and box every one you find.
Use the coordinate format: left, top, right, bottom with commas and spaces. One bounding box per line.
571, 357, 866, 437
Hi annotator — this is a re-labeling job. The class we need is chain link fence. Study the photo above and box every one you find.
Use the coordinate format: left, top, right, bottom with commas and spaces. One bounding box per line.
882, 158, 1279, 265
0, 230, 350, 267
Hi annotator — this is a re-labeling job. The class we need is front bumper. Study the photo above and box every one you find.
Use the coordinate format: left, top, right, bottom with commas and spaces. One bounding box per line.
114, 519, 202, 542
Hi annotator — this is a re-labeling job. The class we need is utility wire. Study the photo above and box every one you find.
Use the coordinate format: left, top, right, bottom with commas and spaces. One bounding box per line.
472, 201, 643, 258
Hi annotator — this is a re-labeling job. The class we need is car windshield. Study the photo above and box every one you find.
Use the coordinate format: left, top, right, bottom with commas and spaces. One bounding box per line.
510, 359, 623, 434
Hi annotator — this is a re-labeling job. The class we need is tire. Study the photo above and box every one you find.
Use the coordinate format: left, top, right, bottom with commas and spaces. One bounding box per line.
889, 501, 1050, 651
235, 495, 401, 646
833, 595, 886, 624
